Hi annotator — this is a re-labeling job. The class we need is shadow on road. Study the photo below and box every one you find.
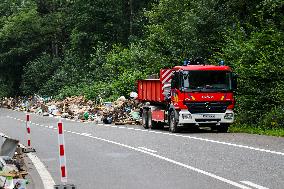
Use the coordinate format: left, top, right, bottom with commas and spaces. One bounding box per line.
151, 125, 220, 134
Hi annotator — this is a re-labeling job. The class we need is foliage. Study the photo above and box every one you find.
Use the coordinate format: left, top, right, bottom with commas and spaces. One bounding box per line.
0, 79, 12, 98
21, 53, 59, 95
261, 106, 284, 129
229, 123, 284, 137
0, 0, 284, 133
215, 1, 284, 124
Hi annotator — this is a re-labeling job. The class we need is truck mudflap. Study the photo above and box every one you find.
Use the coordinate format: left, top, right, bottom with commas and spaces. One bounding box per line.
178, 109, 234, 125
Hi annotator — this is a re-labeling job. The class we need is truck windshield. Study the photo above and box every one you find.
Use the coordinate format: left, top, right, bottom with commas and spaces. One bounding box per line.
182, 71, 232, 92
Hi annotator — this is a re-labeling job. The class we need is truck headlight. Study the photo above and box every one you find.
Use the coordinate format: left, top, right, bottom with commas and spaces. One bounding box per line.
224, 113, 234, 119
182, 114, 192, 119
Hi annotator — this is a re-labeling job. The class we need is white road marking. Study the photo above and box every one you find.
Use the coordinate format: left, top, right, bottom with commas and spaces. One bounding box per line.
174, 134, 284, 156
111, 126, 118, 128
49, 126, 53, 129
240, 181, 269, 189
118, 126, 125, 129
0, 133, 55, 189
81, 133, 92, 136
83, 135, 251, 189
149, 130, 163, 134
140, 130, 148, 132
138, 147, 157, 153
127, 128, 134, 130
102, 125, 284, 156
26, 152, 56, 189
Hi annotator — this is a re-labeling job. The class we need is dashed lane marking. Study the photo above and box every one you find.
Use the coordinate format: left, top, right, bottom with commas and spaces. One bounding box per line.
138, 147, 157, 153
81, 133, 92, 136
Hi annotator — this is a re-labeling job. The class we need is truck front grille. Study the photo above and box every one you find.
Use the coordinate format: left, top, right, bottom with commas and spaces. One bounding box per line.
195, 119, 221, 122
185, 102, 230, 114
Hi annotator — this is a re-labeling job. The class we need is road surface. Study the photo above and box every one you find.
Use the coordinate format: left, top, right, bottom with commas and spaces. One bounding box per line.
0, 108, 283, 189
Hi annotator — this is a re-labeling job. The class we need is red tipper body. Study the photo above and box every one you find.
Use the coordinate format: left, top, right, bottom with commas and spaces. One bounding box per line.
137, 69, 173, 103
137, 79, 163, 102
138, 64, 236, 128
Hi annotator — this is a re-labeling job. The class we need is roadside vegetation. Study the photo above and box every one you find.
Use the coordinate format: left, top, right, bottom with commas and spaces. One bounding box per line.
0, 0, 283, 136
229, 124, 284, 137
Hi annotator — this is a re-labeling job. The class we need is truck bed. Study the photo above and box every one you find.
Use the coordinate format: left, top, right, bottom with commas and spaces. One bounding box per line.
137, 79, 164, 102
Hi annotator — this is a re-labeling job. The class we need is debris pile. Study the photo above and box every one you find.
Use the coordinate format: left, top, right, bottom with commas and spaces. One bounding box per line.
0, 136, 28, 189
1, 95, 142, 125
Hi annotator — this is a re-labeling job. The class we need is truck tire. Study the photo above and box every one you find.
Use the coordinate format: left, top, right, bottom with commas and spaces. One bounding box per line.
169, 110, 179, 133
148, 110, 153, 129
142, 109, 149, 129
218, 124, 229, 133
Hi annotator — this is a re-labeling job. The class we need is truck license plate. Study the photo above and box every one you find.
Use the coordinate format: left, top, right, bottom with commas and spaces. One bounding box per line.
203, 115, 215, 118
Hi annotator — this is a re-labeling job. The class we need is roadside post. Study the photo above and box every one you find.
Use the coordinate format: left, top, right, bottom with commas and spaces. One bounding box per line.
23, 114, 35, 153
55, 119, 76, 189
26, 114, 31, 147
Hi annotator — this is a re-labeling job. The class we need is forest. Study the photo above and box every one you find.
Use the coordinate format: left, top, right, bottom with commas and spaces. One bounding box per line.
0, 0, 283, 132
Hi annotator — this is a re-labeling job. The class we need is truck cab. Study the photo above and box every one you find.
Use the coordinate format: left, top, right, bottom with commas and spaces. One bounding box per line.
168, 65, 237, 132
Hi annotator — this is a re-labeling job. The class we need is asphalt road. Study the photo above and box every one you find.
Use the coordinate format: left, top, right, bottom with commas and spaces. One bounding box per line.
0, 108, 283, 189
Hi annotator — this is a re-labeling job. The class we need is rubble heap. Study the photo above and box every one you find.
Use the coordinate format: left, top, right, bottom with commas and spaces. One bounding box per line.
0, 136, 29, 189
0, 95, 142, 125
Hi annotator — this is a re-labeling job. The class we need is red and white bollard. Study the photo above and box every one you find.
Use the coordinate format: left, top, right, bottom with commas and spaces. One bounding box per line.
26, 114, 31, 147
24, 114, 35, 153
57, 120, 68, 183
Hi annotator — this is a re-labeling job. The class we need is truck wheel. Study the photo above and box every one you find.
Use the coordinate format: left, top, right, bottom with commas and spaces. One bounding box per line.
142, 109, 149, 129
148, 110, 153, 129
218, 124, 229, 133
169, 110, 179, 133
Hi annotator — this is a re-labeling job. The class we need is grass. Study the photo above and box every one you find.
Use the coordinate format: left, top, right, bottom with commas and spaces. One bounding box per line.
229, 124, 284, 137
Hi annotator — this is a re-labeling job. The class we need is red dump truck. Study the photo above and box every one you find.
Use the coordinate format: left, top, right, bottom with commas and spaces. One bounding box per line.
137, 63, 237, 133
